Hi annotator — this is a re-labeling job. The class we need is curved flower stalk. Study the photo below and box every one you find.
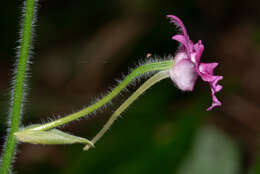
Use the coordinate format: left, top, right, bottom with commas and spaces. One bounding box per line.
83, 70, 170, 150
15, 59, 174, 145
14, 15, 222, 150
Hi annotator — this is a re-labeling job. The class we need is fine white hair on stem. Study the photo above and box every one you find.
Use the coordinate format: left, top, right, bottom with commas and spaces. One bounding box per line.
1, 0, 39, 171
80, 55, 172, 117
8, 0, 38, 126
30, 55, 173, 129
83, 70, 171, 150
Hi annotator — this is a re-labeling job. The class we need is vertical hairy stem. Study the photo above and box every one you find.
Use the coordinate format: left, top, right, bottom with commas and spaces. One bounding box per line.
0, 0, 37, 173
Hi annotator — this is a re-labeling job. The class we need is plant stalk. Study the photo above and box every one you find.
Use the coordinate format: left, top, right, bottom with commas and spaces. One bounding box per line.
83, 70, 170, 150
0, 0, 36, 173
26, 60, 173, 132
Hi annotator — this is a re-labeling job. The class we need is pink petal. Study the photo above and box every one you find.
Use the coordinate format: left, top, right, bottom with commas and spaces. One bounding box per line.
168, 15, 194, 58
193, 40, 204, 64
199, 63, 218, 75
199, 74, 217, 82
207, 76, 223, 111
211, 76, 223, 92
215, 84, 222, 92
167, 15, 189, 39
169, 59, 198, 91
172, 34, 189, 49
197, 62, 223, 111
198, 63, 220, 82
207, 92, 221, 111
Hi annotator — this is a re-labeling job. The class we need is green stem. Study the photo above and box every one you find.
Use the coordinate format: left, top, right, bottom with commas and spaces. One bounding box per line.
83, 70, 170, 150
28, 60, 173, 132
0, 0, 36, 173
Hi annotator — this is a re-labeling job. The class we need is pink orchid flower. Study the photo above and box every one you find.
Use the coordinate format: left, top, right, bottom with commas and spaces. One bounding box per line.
168, 15, 223, 111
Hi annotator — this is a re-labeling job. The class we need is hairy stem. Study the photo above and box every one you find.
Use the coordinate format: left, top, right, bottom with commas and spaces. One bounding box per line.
0, 0, 37, 173
83, 70, 170, 150
28, 60, 173, 132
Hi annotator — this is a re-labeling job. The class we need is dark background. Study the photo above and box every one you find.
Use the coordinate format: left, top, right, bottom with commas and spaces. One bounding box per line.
0, 0, 260, 173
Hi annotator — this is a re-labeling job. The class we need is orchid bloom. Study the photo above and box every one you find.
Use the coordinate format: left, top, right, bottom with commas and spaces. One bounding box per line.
168, 15, 223, 111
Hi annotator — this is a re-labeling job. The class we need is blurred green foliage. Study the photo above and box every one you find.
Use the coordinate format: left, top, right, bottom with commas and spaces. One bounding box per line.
178, 126, 240, 174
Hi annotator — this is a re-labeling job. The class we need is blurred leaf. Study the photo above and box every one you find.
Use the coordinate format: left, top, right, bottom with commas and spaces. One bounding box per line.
249, 138, 260, 174
15, 127, 93, 146
177, 125, 241, 174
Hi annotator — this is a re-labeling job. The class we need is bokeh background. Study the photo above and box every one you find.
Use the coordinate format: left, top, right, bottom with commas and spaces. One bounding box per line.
1, 0, 260, 173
